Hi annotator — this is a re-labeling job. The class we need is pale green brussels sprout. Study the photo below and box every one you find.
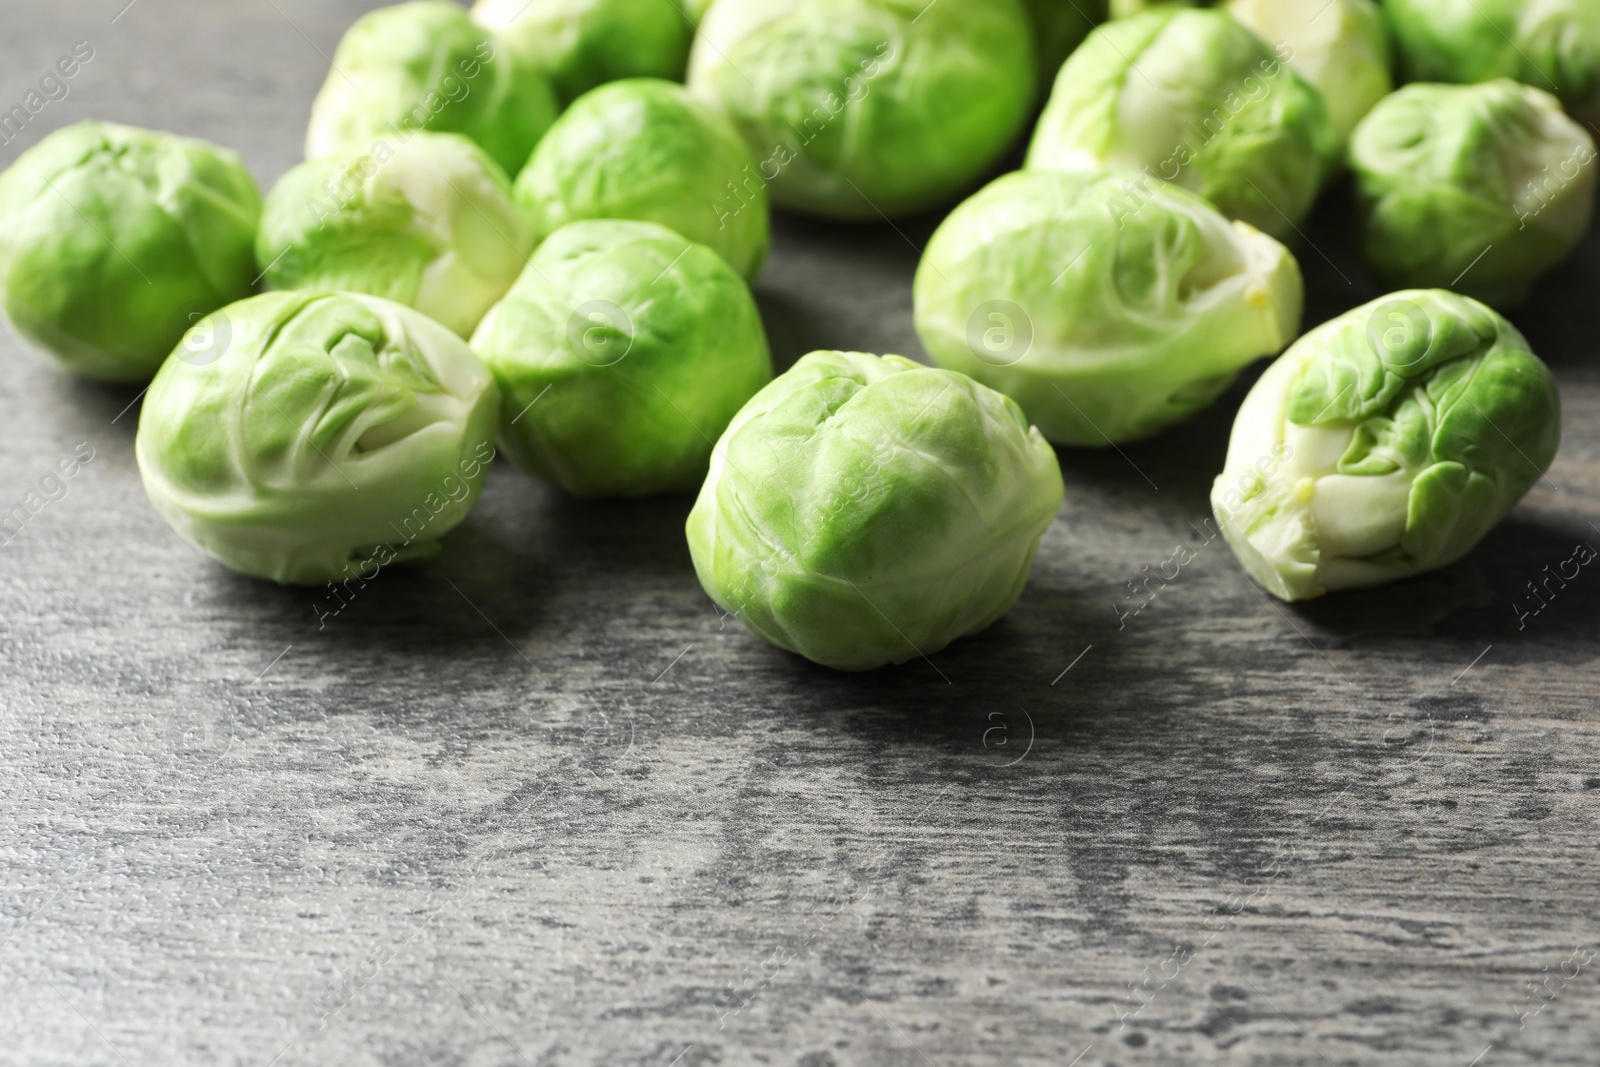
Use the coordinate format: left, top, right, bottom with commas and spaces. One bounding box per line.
306, 1, 558, 179
137, 292, 499, 585
471, 220, 771, 497
1349, 80, 1596, 310
257, 132, 532, 339
1386, 0, 1600, 127
1023, 0, 1104, 92
686, 350, 1065, 671
469, 0, 692, 106
1224, 0, 1392, 143
1028, 9, 1338, 240
0, 121, 261, 383
688, 0, 1036, 220
914, 169, 1303, 446
1212, 290, 1560, 601
514, 79, 769, 281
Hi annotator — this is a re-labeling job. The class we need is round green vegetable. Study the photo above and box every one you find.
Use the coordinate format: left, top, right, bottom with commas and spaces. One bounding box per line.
1348, 79, 1596, 309
687, 0, 1037, 220
1027, 8, 1338, 241
914, 169, 1303, 446
469, 0, 692, 106
306, 1, 558, 179
0, 121, 261, 383
1224, 0, 1392, 144
258, 132, 532, 339
471, 219, 771, 497
514, 78, 769, 281
1386, 0, 1600, 127
136, 291, 500, 585
687, 350, 1064, 671
1212, 289, 1560, 601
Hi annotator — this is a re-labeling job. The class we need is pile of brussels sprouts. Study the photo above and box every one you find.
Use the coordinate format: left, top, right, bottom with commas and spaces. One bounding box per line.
0, 0, 1590, 671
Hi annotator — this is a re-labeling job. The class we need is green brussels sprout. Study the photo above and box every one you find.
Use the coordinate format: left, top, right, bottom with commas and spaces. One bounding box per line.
1224, 0, 1392, 143
687, 0, 1037, 220
306, 1, 558, 179
687, 350, 1065, 671
1027, 9, 1338, 240
514, 79, 769, 281
1348, 80, 1596, 309
1023, 0, 1105, 92
136, 291, 500, 585
470, 0, 692, 106
258, 132, 532, 339
0, 121, 261, 383
471, 219, 771, 497
1386, 0, 1600, 127
1212, 290, 1560, 601
914, 169, 1303, 446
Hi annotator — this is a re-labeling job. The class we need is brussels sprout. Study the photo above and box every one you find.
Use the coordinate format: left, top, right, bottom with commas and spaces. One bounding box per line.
469, 0, 692, 106
1027, 9, 1338, 240
514, 79, 769, 281
136, 291, 499, 585
1023, 0, 1104, 92
258, 132, 531, 339
1224, 0, 1392, 143
0, 121, 261, 383
1349, 80, 1596, 310
914, 169, 1303, 446
1212, 290, 1560, 601
688, 0, 1036, 220
686, 350, 1064, 671
1386, 0, 1600, 127
306, 1, 558, 179
472, 220, 771, 497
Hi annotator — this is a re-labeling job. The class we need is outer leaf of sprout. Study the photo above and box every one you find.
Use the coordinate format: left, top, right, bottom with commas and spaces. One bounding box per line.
1211, 289, 1560, 601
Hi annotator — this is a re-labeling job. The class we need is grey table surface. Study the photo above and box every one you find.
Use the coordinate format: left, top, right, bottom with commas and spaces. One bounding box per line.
3, 3, 1599, 1066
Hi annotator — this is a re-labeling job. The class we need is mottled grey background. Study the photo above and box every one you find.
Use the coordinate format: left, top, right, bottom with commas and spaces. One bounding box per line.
2, 3, 1598, 1066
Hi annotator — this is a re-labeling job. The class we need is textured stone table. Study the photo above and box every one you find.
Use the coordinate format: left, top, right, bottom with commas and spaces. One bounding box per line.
3, 3, 1599, 1066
